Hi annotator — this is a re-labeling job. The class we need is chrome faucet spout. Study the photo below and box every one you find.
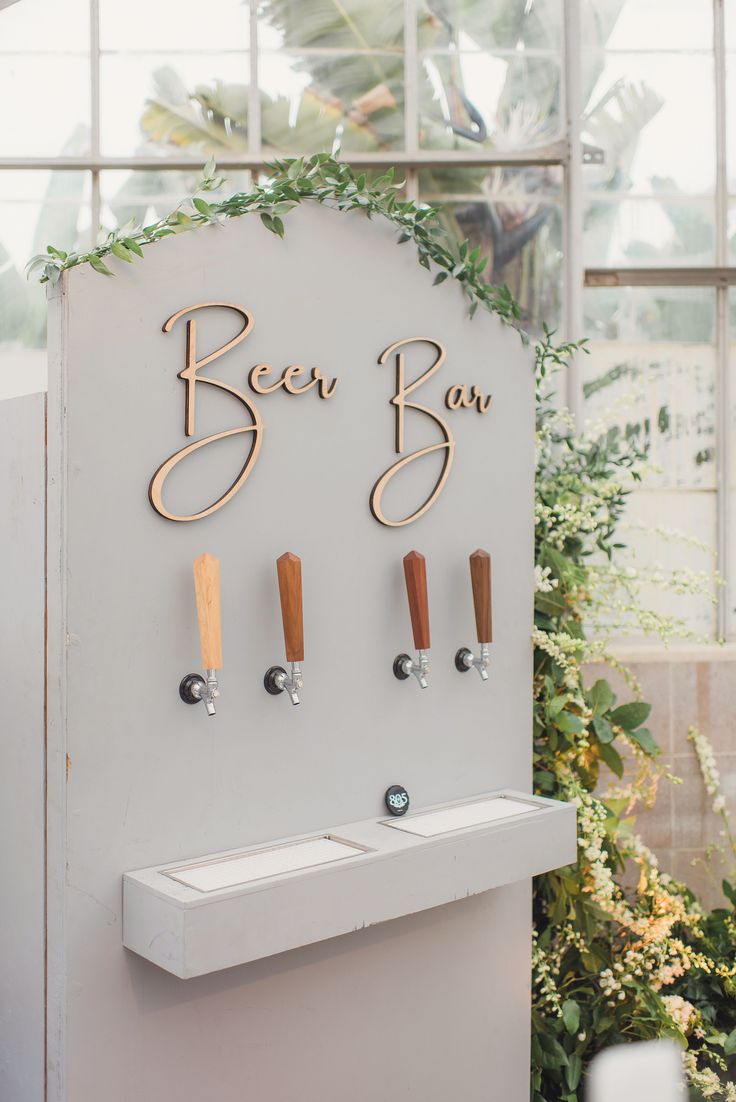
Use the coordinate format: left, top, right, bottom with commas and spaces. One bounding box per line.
394, 649, 430, 688
286, 662, 303, 706
264, 661, 303, 705
455, 643, 490, 681
196, 668, 220, 715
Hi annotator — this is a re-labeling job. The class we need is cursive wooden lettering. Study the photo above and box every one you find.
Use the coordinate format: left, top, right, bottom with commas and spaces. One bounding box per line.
149, 302, 264, 523
370, 337, 455, 528
445, 383, 491, 414
248, 363, 338, 398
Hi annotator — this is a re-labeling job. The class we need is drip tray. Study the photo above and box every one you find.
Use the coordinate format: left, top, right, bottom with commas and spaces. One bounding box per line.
381, 796, 535, 838
165, 835, 368, 893
123, 788, 576, 978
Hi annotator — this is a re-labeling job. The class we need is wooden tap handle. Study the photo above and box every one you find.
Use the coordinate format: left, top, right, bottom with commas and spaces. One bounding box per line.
193, 553, 222, 670
277, 552, 304, 663
469, 548, 492, 644
403, 550, 430, 650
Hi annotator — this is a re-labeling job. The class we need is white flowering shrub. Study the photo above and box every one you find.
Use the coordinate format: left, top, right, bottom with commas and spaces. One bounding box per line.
532, 334, 736, 1101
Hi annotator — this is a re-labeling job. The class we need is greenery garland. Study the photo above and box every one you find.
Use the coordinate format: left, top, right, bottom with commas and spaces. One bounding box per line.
30, 156, 736, 1099
27, 153, 520, 329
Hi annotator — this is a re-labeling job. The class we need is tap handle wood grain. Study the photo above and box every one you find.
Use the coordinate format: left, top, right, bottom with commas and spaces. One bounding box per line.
403, 550, 430, 651
193, 553, 222, 670
277, 552, 304, 663
469, 548, 492, 644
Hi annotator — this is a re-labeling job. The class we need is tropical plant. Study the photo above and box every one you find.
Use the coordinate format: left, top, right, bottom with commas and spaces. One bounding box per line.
133, 0, 570, 331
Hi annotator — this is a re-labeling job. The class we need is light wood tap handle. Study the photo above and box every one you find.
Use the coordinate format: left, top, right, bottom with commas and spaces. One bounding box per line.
277, 552, 304, 663
403, 550, 430, 651
469, 548, 492, 644
193, 553, 222, 670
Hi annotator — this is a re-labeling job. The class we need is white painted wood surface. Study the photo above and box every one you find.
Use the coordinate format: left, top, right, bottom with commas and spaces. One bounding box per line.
0, 394, 45, 1102
3, 202, 553, 1102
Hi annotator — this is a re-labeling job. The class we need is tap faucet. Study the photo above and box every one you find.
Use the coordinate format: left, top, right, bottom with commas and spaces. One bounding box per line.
455, 548, 492, 682
264, 551, 304, 706
179, 553, 222, 716
393, 550, 431, 689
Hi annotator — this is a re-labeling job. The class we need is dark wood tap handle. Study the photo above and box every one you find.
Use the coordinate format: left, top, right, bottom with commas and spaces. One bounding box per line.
403, 550, 430, 650
277, 552, 304, 662
469, 548, 492, 644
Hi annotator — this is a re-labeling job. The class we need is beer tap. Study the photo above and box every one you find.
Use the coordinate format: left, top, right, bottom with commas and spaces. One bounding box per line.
264, 552, 304, 706
179, 553, 222, 716
455, 548, 492, 681
393, 550, 430, 688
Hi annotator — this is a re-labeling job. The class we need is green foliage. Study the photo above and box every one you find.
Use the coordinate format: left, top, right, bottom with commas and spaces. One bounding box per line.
27, 154, 521, 330
532, 341, 736, 1100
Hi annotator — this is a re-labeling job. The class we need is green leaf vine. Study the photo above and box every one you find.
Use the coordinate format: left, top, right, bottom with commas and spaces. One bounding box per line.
27, 153, 521, 330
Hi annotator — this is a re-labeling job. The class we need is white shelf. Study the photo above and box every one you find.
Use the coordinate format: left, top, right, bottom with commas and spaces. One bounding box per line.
123, 789, 576, 979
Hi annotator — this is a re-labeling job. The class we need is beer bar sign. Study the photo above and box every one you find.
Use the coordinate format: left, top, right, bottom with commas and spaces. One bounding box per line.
148, 301, 492, 528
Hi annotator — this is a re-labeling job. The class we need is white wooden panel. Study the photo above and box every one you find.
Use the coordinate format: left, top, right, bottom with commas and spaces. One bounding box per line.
0, 394, 45, 1102
42, 203, 544, 1102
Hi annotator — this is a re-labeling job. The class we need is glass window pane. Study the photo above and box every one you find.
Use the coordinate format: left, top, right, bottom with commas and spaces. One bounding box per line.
418, 164, 562, 199
583, 286, 718, 643
100, 55, 249, 157
728, 54, 736, 194
583, 0, 713, 51
604, 490, 718, 643
583, 54, 715, 196
258, 0, 403, 50
728, 5, 736, 50
0, 171, 91, 363
99, 169, 250, 229
584, 286, 716, 344
419, 53, 561, 151
100, 0, 249, 51
584, 198, 716, 267
0, 0, 89, 156
0, 0, 88, 51
421, 167, 563, 334
259, 53, 404, 154
0, 58, 89, 158
583, 286, 716, 487
581, 349, 716, 490
418, 0, 563, 51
